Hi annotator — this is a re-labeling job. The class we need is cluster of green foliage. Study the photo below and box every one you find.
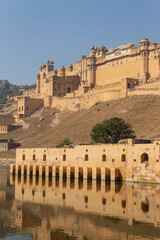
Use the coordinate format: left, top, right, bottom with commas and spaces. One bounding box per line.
0, 82, 22, 104
90, 117, 135, 144
56, 139, 73, 148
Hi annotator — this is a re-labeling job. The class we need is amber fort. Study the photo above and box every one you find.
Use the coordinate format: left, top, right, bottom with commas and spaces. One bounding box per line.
10, 38, 160, 184
17, 37, 160, 117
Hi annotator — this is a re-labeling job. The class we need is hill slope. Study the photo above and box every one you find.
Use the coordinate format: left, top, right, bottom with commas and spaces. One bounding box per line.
0, 94, 160, 157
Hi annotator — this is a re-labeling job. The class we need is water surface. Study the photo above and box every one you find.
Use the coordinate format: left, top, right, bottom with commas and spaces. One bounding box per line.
1, 168, 160, 239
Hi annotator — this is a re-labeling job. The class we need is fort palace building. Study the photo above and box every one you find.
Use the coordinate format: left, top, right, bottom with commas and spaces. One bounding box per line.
17, 37, 160, 117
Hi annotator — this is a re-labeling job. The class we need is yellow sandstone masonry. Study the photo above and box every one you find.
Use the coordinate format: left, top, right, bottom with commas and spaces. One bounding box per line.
11, 139, 160, 183
17, 38, 160, 116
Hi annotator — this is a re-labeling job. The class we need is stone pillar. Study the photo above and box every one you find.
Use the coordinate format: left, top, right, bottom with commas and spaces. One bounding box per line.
45, 166, 49, 178
59, 166, 63, 178
15, 175, 18, 184
66, 179, 70, 189
111, 168, 115, 181
10, 175, 14, 184
83, 167, 87, 180
21, 165, 24, 175
92, 181, 96, 191
45, 178, 49, 187
27, 176, 30, 185
39, 165, 43, 177
67, 166, 70, 178
33, 165, 36, 176
101, 181, 106, 193
15, 165, 19, 175
59, 178, 63, 189
32, 176, 36, 186
10, 164, 15, 174
75, 167, 78, 179
75, 179, 79, 190
92, 167, 96, 180
52, 165, 56, 177
101, 167, 106, 181
27, 165, 30, 176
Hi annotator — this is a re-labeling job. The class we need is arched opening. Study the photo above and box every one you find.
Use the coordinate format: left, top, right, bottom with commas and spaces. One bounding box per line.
36, 166, 39, 177
102, 198, 106, 205
43, 154, 46, 161
56, 166, 59, 178
24, 165, 27, 176
141, 153, 149, 164
141, 200, 149, 213
87, 168, 92, 179
96, 168, 101, 180
67, 87, 71, 93
105, 168, 110, 181
79, 167, 83, 179
102, 154, 106, 161
63, 167, 67, 179
127, 83, 131, 88
33, 154, 36, 161
49, 167, 52, 178
121, 154, 126, 162
122, 200, 126, 209
22, 154, 25, 161
42, 166, 45, 177
70, 167, 75, 179
85, 154, 88, 161
63, 154, 66, 161
115, 168, 122, 181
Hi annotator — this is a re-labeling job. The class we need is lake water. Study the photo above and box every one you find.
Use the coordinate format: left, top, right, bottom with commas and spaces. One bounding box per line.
1, 168, 160, 240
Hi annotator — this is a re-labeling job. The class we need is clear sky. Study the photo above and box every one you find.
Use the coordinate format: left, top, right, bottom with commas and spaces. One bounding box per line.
0, 0, 159, 85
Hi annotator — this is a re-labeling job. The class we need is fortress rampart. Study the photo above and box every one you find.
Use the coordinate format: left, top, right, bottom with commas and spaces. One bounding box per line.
17, 38, 160, 117
10, 139, 160, 183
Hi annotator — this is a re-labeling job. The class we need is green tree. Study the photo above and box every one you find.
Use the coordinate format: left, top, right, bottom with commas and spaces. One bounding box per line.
91, 117, 135, 144
56, 139, 73, 148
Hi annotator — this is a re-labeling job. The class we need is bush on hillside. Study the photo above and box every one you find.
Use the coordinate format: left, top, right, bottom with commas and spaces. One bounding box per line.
56, 139, 73, 148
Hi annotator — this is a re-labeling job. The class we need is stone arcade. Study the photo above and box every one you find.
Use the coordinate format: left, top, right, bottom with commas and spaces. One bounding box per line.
10, 139, 160, 183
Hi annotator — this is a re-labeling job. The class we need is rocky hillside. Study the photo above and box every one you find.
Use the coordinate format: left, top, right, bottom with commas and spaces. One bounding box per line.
0, 80, 36, 104
0, 94, 160, 158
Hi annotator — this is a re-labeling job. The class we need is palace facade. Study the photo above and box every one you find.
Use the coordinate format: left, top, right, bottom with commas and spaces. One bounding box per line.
17, 38, 160, 117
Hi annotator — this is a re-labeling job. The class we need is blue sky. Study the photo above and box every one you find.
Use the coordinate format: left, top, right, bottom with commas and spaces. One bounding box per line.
0, 0, 159, 85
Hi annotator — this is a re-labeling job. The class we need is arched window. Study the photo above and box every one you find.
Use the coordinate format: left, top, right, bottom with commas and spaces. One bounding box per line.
102, 154, 106, 161
19, 107, 21, 111
141, 201, 149, 213
141, 153, 149, 163
63, 154, 66, 161
102, 198, 106, 205
43, 154, 46, 161
33, 154, 36, 160
121, 154, 126, 162
22, 154, 25, 160
121, 200, 126, 208
67, 87, 71, 93
85, 154, 88, 161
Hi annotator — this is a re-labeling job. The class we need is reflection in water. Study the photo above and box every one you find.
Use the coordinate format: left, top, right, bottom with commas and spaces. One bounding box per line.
2, 169, 160, 239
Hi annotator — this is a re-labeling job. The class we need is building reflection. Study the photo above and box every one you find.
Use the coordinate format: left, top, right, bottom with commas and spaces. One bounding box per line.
8, 175, 160, 240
